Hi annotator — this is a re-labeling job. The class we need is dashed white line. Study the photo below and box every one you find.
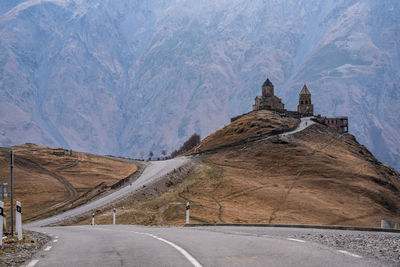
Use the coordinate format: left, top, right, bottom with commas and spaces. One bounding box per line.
287, 238, 306, 243
27, 259, 39, 266
44, 246, 52, 251
338, 250, 362, 258
55, 236, 59, 238
53, 239, 58, 243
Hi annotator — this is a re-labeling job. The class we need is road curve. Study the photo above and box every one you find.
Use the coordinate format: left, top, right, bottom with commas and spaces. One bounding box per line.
280, 116, 315, 137
24, 157, 190, 228
27, 225, 380, 267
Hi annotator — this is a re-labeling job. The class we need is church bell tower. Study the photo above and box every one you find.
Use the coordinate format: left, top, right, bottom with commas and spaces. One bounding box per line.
297, 84, 314, 116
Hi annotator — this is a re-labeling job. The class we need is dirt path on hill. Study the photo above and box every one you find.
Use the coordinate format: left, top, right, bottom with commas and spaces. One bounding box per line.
55, 160, 79, 171
15, 155, 79, 220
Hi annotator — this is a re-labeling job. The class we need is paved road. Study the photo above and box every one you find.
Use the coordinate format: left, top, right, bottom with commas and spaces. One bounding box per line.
26, 225, 381, 267
280, 116, 315, 137
24, 157, 189, 228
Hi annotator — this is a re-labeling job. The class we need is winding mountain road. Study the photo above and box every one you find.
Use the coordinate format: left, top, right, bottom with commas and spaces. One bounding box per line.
23, 117, 314, 229
24, 157, 189, 228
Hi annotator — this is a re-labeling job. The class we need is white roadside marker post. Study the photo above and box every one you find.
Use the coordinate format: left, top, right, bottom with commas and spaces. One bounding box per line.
113, 208, 116, 225
186, 202, 190, 224
16, 201, 22, 241
91, 212, 95, 226
0, 201, 4, 246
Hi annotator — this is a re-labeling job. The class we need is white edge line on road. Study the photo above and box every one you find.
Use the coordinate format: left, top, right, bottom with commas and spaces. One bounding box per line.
27, 259, 39, 267
44, 246, 52, 251
140, 232, 203, 267
287, 238, 306, 243
338, 250, 362, 258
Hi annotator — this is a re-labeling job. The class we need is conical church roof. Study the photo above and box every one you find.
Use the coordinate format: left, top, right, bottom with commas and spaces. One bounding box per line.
263, 78, 274, 87
300, 84, 311, 95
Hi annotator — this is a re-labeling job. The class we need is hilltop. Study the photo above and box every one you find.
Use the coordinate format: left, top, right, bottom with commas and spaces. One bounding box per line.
72, 110, 400, 227
0, 144, 138, 223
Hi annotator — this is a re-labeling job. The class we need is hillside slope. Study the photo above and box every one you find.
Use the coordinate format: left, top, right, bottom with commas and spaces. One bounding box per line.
84, 110, 400, 227
0, 144, 138, 223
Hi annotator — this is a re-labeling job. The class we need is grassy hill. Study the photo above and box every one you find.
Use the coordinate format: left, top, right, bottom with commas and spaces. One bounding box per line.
74, 110, 400, 228
0, 144, 138, 224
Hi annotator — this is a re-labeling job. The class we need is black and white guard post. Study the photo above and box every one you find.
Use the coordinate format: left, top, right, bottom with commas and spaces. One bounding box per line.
113, 208, 116, 225
0, 183, 7, 235
186, 202, 190, 224
16, 201, 22, 240
0, 201, 4, 246
10, 151, 14, 236
91, 212, 95, 226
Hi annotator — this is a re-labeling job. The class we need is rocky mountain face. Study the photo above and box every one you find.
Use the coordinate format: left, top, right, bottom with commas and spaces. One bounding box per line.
0, 0, 399, 170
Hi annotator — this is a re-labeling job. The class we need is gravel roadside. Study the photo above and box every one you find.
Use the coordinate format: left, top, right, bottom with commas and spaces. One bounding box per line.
291, 231, 400, 267
194, 226, 400, 266
0, 231, 50, 267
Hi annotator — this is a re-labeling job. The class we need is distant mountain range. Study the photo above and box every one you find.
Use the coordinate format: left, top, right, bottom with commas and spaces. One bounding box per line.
0, 0, 399, 170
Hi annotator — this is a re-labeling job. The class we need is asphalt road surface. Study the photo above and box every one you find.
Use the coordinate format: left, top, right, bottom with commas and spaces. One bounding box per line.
280, 116, 315, 137
24, 157, 189, 228
25, 225, 382, 267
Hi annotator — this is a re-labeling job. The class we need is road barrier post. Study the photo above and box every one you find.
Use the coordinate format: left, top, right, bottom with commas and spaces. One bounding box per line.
113, 208, 116, 225
186, 202, 190, 224
0, 201, 3, 246
92, 212, 95, 226
16, 201, 22, 240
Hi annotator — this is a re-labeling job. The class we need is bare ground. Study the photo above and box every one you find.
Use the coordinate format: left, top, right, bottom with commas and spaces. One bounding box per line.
0, 144, 138, 225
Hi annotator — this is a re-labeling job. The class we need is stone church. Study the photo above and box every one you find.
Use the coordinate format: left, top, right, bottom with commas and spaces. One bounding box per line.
252, 78, 315, 117
252, 78, 285, 112
247, 77, 348, 133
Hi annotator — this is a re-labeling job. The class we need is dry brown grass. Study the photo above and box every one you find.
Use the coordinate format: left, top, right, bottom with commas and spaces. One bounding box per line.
0, 144, 137, 224
191, 110, 299, 153
194, 124, 400, 227
79, 111, 400, 228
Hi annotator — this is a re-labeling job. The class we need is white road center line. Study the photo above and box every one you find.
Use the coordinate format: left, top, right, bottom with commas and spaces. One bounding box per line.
55, 236, 59, 238
91, 227, 203, 267
27, 259, 39, 267
139, 232, 203, 267
53, 239, 58, 243
287, 238, 306, 243
338, 250, 362, 258
44, 246, 52, 251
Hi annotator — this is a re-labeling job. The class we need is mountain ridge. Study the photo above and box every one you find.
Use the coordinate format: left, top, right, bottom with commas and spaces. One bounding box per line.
0, 0, 399, 170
